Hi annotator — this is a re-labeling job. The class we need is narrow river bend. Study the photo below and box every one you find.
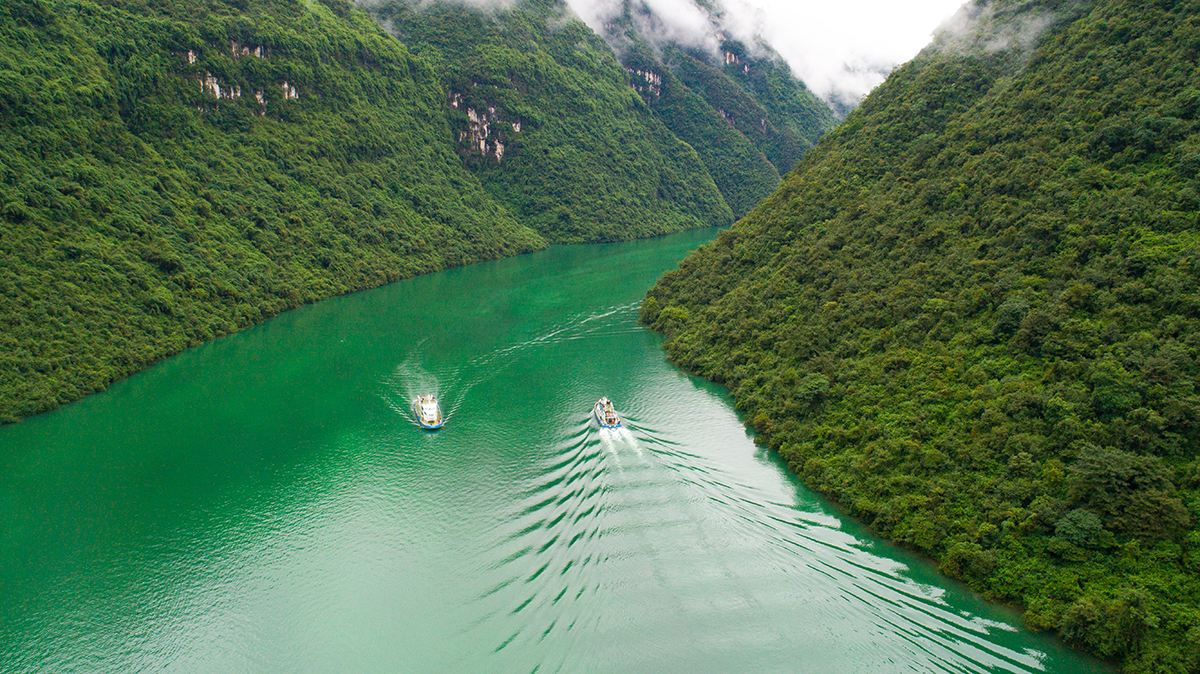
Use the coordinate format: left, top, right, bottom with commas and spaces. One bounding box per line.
0, 229, 1109, 673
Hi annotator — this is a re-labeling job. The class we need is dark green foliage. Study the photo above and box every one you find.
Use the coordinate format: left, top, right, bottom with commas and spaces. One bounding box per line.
1068, 446, 1189, 540
1060, 589, 1159, 660
371, 0, 734, 242
620, 42, 780, 217
1055, 508, 1111, 550
0, 0, 545, 423
599, 2, 836, 214
3, 0, 793, 423
642, 0, 1200, 668
668, 41, 835, 175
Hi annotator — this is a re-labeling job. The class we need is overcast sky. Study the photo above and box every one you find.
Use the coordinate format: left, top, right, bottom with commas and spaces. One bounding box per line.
564, 0, 969, 104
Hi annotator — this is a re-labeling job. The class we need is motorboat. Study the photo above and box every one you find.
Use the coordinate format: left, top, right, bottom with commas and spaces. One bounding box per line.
413, 394, 444, 429
593, 397, 621, 428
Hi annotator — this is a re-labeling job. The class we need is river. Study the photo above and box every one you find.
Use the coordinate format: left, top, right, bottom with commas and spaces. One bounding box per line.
0, 229, 1109, 672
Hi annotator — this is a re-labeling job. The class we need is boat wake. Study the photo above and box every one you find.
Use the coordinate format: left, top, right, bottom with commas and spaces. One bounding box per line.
380, 348, 469, 428
381, 304, 646, 431
597, 425, 638, 449
593, 423, 648, 476
470, 303, 641, 371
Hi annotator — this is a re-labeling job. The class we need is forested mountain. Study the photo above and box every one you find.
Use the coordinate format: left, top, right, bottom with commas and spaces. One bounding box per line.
369, 0, 732, 242
369, 0, 836, 226
595, 0, 837, 215
1, 0, 547, 423
0, 0, 832, 423
643, 0, 1200, 669
605, 40, 780, 218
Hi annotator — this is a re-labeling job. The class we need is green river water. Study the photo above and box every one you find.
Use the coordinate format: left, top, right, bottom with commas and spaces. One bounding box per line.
0, 229, 1110, 673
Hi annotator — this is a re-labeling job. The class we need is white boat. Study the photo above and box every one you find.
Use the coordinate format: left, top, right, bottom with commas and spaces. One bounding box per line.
593, 397, 621, 428
413, 394, 444, 429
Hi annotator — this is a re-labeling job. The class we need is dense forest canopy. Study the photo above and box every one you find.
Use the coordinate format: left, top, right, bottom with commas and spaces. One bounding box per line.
588, 0, 837, 216
0, 0, 833, 423
370, 0, 733, 242
369, 0, 836, 226
1, 0, 547, 423
642, 0, 1200, 670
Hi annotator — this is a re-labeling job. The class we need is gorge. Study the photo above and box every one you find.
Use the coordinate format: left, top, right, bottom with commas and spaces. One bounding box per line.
4, 0, 1199, 669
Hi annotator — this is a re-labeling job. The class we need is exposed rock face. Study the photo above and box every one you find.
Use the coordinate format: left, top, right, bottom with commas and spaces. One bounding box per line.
448, 91, 518, 163
628, 68, 663, 100
191, 43, 299, 112
201, 72, 239, 100
722, 50, 748, 73
230, 41, 265, 58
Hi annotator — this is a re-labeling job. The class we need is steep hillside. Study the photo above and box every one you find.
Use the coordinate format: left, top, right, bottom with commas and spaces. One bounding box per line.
596, 0, 837, 215
0, 0, 546, 423
372, 0, 836, 223
3, 0, 795, 424
371, 0, 734, 242
664, 40, 833, 176
619, 40, 780, 217
643, 0, 1200, 669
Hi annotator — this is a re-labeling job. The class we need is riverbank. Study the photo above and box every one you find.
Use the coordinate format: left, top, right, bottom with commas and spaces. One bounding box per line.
0, 229, 1109, 672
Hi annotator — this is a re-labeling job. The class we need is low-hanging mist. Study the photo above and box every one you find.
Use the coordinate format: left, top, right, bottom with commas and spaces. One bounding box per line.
382, 0, 969, 106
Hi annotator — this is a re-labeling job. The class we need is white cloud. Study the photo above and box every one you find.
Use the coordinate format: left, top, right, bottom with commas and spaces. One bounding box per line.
566, 0, 966, 104
726, 0, 966, 102
384, 0, 969, 104
565, 0, 719, 52
932, 1, 1058, 56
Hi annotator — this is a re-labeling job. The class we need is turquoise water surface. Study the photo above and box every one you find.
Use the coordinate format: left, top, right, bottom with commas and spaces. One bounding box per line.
0, 230, 1109, 672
